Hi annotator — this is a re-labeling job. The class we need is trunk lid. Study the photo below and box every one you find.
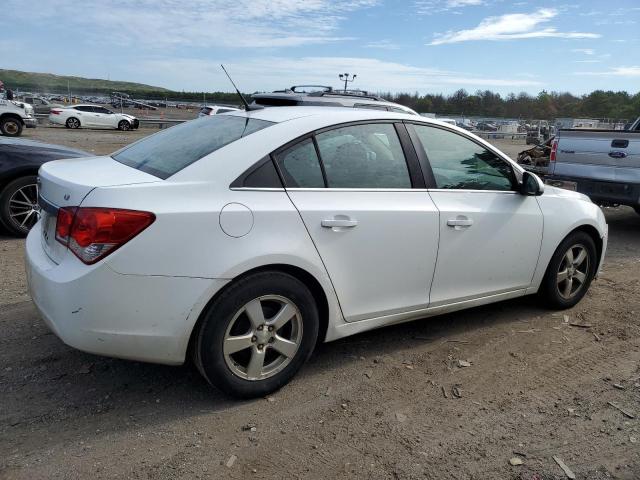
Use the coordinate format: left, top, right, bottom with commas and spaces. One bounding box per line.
38, 156, 160, 264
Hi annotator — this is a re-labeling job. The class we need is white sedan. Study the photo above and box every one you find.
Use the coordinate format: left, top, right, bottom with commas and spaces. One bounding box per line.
26, 107, 607, 398
49, 105, 139, 130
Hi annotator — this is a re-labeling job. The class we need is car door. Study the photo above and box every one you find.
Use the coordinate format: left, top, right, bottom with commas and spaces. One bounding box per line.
73, 106, 95, 126
91, 107, 116, 128
407, 123, 543, 307
275, 122, 440, 323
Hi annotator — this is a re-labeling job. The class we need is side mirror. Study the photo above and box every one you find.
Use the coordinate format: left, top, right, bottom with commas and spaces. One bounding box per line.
520, 171, 544, 196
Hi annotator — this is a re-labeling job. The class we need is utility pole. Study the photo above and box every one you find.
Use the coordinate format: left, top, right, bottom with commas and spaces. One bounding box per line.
338, 73, 356, 92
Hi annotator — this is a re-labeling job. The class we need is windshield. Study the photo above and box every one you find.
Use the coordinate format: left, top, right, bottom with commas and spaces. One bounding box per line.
112, 115, 273, 179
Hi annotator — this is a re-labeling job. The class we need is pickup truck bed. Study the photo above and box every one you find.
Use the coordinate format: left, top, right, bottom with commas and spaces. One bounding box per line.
547, 118, 640, 210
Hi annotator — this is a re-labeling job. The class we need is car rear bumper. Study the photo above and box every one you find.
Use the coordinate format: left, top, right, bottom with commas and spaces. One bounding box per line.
25, 223, 227, 365
547, 176, 640, 207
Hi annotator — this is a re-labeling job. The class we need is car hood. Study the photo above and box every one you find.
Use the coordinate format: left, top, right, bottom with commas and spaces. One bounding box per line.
544, 185, 591, 203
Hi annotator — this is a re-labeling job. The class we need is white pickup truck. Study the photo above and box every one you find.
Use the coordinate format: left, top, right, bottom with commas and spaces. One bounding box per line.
547, 116, 640, 213
0, 98, 37, 137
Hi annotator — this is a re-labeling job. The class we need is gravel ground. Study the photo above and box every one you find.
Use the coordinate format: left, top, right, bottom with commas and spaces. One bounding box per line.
1, 128, 639, 479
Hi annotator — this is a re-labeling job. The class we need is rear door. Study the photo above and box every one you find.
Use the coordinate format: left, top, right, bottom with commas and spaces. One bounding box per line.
276, 122, 440, 322
73, 106, 95, 126
408, 123, 543, 306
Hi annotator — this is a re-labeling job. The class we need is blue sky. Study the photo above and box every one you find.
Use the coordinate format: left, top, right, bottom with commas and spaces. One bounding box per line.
1, 0, 639, 95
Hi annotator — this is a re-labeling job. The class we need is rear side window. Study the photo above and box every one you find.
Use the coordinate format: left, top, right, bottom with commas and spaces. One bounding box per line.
200, 107, 212, 115
315, 123, 411, 188
274, 138, 324, 188
113, 116, 273, 179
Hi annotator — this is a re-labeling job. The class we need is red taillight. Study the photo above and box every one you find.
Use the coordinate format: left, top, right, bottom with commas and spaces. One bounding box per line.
50, 109, 62, 115
55, 207, 155, 264
550, 139, 558, 162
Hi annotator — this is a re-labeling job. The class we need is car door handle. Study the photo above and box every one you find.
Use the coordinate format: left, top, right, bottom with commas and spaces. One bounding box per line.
321, 218, 358, 228
447, 218, 473, 227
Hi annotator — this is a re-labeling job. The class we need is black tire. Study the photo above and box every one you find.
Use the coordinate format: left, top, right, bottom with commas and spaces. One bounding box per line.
0, 116, 23, 137
118, 120, 131, 131
539, 231, 597, 309
65, 117, 80, 129
194, 271, 319, 398
0, 175, 40, 236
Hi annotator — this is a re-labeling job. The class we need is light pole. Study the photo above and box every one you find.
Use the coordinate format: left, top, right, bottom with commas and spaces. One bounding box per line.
338, 73, 356, 92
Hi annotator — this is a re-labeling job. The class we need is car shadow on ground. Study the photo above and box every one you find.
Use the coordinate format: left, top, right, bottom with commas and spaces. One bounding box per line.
2, 293, 548, 442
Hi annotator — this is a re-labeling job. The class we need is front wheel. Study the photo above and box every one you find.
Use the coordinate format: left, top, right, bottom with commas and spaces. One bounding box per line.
118, 120, 131, 131
193, 271, 319, 398
0, 116, 23, 137
539, 231, 597, 309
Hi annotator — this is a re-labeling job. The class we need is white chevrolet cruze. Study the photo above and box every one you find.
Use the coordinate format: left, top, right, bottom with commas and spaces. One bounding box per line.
26, 107, 607, 398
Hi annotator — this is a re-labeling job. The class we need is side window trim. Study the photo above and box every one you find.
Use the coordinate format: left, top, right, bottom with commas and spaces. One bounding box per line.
311, 135, 329, 188
394, 122, 426, 189
405, 122, 518, 192
229, 155, 284, 189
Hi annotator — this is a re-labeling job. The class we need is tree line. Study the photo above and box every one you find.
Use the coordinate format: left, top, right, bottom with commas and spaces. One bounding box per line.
382, 89, 640, 120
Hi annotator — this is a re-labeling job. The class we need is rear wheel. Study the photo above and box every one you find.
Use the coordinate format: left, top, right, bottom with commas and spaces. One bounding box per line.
118, 120, 131, 131
0, 116, 23, 137
0, 175, 40, 236
65, 117, 80, 129
539, 231, 597, 309
194, 271, 318, 398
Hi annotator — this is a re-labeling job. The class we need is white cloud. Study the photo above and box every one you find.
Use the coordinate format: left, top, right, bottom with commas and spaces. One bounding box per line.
572, 48, 595, 55
0, 0, 378, 48
138, 56, 543, 93
430, 8, 600, 45
415, 0, 484, 15
578, 66, 640, 77
364, 40, 400, 50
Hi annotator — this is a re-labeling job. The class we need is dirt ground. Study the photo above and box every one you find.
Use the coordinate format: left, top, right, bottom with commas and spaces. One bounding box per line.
1, 128, 639, 480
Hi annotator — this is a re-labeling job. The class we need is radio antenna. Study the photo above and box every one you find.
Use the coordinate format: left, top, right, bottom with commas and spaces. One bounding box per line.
220, 65, 262, 111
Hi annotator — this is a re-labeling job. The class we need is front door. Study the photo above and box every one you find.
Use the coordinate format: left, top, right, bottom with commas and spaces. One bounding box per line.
276, 123, 440, 322
408, 123, 543, 306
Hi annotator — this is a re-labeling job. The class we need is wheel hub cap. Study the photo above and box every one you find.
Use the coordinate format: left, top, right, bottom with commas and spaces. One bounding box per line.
222, 295, 303, 381
556, 244, 590, 300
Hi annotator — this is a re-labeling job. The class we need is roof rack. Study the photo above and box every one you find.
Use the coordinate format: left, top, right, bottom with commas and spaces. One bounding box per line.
290, 85, 333, 93
307, 89, 383, 101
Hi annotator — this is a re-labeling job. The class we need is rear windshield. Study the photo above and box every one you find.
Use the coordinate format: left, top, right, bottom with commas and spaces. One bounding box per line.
112, 115, 274, 179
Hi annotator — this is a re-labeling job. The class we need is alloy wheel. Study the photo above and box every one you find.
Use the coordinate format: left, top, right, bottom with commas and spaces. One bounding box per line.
223, 295, 303, 381
556, 244, 590, 300
8, 183, 40, 231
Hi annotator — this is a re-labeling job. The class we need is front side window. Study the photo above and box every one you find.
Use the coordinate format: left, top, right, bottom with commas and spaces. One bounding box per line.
412, 124, 514, 191
113, 115, 273, 179
315, 123, 411, 188
274, 138, 324, 188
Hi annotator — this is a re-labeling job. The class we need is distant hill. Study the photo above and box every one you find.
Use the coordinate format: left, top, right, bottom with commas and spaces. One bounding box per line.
0, 69, 244, 104
0, 69, 170, 95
